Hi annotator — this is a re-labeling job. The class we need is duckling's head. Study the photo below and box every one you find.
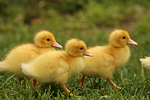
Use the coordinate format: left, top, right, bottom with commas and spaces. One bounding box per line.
109, 30, 138, 47
34, 31, 62, 48
65, 39, 93, 57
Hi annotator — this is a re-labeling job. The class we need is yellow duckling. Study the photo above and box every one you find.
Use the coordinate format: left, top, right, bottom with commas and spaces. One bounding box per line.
0, 30, 62, 74
140, 57, 150, 69
21, 39, 93, 96
80, 30, 138, 89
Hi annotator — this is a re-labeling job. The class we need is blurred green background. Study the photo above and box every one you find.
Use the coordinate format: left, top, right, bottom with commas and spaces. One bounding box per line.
0, 0, 150, 46
0, 0, 150, 99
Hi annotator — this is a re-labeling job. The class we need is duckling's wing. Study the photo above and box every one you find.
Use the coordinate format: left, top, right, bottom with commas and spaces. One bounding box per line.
102, 53, 115, 68
57, 59, 69, 74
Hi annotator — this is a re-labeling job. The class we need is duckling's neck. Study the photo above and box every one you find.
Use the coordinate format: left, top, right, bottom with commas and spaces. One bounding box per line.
35, 45, 54, 53
108, 43, 130, 57
109, 43, 126, 48
35, 44, 48, 48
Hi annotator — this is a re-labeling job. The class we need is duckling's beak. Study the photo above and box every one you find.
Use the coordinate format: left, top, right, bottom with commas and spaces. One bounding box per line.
52, 42, 63, 48
127, 39, 138, 45
84, 50, 93, 57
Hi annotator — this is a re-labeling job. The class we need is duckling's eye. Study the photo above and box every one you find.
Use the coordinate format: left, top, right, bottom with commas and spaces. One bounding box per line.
47, 39, 50, 41
80, 47, 83, 50
122, 37, 126, 39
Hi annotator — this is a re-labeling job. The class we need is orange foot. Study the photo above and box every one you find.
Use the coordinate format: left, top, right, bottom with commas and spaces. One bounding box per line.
79, 75, 85, 87
107, 78, 122, 89
30, 79, 41, 90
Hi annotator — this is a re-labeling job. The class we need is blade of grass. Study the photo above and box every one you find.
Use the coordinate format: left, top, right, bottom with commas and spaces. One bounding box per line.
140, 51, 145, 80
0, 73, 28, 88
133, 54, 136, 77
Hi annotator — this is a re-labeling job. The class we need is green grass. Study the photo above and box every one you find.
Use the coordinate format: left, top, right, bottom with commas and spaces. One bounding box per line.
0, 0, 150, 99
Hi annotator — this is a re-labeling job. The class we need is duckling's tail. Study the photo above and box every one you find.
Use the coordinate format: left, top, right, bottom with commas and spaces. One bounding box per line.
0, 62, 8, 72
140, 57, 150, 69
21, 63, 30, 75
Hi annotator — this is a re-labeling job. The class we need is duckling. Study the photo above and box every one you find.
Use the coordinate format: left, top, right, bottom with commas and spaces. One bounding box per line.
140, 57, 150, 69
0, 30, 62, 74
79, 30, 138, 89
21, 39, 93, 95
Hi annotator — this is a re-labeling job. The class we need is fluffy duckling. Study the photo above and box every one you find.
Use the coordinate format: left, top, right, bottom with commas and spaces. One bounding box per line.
140, 57, 150, 69
21, 39, 93, 95
80, 30, 138, 89
0, 30, 62, 74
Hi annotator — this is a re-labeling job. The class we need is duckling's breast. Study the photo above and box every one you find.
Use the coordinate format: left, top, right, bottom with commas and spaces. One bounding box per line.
113, 45, 130, 70
70, 57, 85, 75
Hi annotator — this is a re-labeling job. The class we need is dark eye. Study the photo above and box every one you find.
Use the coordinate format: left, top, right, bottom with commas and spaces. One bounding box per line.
80, 47, 83, 50
47, 39, 50, 41
122, 37, 126, 39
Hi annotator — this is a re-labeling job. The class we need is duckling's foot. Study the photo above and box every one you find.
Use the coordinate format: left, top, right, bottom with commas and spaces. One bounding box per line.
116, 86, 121, 90
79, 75, 85, 87
60, 83, 70, 93
107, 78, 122, 90
69, 93, 78, 97
19, 77, 31, 83
19, 78, 24, 82
60, 84, 78, 97
30, 79, 41, 90
79, 82, 83, 87
62, 92, 78, 97
34, 85, 41, 91
26, 77, 31, 81
69, 93, 73, 97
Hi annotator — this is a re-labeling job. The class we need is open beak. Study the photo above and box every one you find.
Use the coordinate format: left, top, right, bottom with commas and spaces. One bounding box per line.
84, 50, 93, 57
127, 39, 138, 45
52, 42, 62, 48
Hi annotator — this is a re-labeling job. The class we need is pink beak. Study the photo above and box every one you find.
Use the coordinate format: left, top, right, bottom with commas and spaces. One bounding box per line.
52, 42, 62, 48
84, 50, 93, 57
127, 39, 138, 45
